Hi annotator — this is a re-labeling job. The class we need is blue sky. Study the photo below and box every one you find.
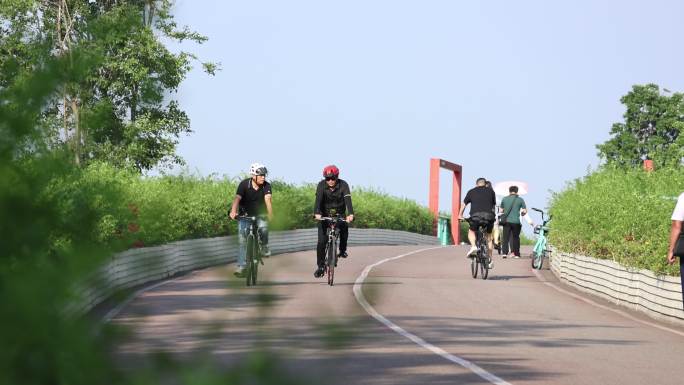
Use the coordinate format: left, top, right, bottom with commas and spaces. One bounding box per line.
165, 0, 684, 225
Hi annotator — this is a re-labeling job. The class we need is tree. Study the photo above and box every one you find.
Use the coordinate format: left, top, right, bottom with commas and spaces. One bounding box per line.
0, 0, 218, 171
597, 84, 684, 168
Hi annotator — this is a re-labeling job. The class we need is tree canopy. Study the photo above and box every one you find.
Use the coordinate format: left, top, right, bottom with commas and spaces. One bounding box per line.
0, 0, 217, 171
597, 84, 684, 169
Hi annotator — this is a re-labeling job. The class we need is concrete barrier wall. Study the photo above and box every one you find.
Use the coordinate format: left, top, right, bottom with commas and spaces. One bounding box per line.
74, 228, 438, 316
550, 249, 684, 325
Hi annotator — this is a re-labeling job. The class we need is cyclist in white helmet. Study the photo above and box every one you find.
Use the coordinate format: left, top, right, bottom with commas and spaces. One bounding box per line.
229, 162, 273, 277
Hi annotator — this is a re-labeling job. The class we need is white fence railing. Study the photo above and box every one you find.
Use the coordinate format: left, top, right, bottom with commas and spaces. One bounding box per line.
550, 250, 684, 325
74, 228, 438, 316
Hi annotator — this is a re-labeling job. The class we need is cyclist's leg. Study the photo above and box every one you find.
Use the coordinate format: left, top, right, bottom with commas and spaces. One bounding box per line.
257, 218, 270, 256
492, 224, 500, 247
485, 221, 495, 268
485, 220, 495, 255
235, 219, 248, 274
468, 229, 477, 247
315, 222, 327, 275
338, 221, 348, 257
466, 219, 478, 256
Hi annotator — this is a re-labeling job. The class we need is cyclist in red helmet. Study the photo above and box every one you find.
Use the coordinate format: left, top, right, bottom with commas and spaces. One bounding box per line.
313, 165, 354, 278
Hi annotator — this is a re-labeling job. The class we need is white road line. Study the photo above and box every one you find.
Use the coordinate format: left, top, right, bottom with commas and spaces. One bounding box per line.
353, 246, 513, 385
531, 268, 684, 338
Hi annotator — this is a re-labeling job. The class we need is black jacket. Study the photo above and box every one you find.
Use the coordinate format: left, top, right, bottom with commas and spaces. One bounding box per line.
314, 179, 354, 216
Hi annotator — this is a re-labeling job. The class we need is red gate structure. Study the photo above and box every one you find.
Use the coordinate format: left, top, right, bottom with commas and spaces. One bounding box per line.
428, 158, 463, 244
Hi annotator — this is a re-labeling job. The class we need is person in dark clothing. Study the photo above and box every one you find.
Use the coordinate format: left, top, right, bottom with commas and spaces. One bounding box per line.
499, 185, 527, 258
458, 177, 496, 267
313, 165, 354, 278
229, 162, 273, 277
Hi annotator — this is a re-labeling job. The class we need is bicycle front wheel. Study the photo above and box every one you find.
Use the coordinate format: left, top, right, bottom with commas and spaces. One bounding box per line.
245, 235, 255, 286
532, 250, 544, 270
251, 251, 259, 285
327, 239, 336, 286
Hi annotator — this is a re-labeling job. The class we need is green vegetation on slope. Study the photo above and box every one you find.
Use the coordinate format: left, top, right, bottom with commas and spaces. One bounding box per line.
548, 167, 684, 275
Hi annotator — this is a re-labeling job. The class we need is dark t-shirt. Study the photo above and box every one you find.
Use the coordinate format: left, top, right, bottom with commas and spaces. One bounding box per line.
501, 194, 526, 224
314, 179, 354, 216
463, 186, 496, 215
236, 178, 272, 216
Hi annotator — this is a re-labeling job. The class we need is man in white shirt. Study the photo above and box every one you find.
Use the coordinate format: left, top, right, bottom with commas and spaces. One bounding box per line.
667, 192, 684, 308
667, 192, 684, 265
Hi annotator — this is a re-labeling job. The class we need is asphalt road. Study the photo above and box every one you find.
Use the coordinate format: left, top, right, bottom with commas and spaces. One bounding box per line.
112, 245, 684, 384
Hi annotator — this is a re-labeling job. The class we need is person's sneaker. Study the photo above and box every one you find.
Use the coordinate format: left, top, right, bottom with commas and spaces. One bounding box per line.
488, 259, 494, 269
513, 254, 521, 259
262, 245, 271, 257
338, 251, 348, 259
466, 246, 477, 258
314, 266, 325, 278
233, 267, 245, 278
502, 254, 508, 259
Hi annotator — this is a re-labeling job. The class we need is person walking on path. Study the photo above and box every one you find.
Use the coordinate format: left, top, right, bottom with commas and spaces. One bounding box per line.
667, 192, 684, 307
499, 185, 527, 258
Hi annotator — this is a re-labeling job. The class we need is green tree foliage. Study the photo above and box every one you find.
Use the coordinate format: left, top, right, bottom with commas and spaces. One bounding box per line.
0, 0, 217, 171
597, 84, 684, 168
0, 4, 355, 384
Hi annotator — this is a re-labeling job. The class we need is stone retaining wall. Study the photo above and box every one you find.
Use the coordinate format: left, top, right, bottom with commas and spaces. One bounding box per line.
550, 250, 684, 325
73, 228, 438, 316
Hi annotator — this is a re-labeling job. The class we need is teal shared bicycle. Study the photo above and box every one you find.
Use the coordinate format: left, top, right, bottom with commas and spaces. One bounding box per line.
531, 208, 551, 270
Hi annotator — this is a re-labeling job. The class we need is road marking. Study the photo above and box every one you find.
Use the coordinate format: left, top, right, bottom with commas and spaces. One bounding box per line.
353, 246, 513, 385
532, 268, 684, 338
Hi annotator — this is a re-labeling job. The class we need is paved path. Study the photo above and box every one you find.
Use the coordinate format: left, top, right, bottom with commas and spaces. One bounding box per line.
112, 245, 684, 384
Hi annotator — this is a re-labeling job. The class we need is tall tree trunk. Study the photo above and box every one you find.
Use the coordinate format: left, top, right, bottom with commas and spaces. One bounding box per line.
145, 0, 156, 27
71, 99, 81, 167
63, 94, 69, 142
58, 2, 69, 142
131, 83, 138, 122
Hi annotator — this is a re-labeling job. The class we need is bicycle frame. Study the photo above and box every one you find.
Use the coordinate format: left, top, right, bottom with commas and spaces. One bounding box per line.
532, 229, 547, 258
531, 208, 551, 270
473, 223, 490, 279
317, 216, 346, 286
461, 216, 490, 280
238, 215, 266, 286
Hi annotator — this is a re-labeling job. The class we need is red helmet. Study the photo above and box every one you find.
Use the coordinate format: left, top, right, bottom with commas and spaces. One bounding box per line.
323, 165, 340, 178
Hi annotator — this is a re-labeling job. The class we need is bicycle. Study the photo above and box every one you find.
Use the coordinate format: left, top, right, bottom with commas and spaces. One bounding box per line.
461, 217, 491, 280
236, 215, 266, 286
531, 208, 551, 270
316, 216, 347, 286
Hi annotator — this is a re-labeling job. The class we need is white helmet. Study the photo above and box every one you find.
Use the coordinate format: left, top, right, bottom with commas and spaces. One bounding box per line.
249, 162, 268, 176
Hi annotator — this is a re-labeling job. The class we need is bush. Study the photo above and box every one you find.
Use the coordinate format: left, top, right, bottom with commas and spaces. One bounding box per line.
44, 164, 436, 252
548, 167, 684, 275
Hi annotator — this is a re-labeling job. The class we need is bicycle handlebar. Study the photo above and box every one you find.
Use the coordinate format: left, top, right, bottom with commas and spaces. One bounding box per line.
234, 215, 267, 221
315, 216, 348, 223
